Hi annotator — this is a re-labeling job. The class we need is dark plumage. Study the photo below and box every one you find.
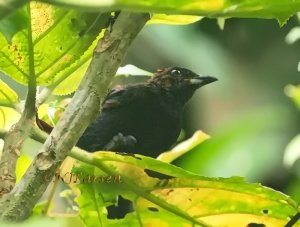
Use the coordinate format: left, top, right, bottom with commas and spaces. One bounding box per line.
77, 67, 217, 157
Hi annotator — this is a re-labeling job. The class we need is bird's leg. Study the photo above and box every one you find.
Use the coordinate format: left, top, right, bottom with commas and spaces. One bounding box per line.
103, 133, 137, 153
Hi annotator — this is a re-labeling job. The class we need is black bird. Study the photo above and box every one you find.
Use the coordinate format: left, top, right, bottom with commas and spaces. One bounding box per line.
35, 67, 217, 219
34, 67, 217, 219
77, 67, 217, 157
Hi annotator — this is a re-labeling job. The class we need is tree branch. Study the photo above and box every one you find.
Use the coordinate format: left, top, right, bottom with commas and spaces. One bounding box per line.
0, 4, 37, 197
0, 12, 149, 222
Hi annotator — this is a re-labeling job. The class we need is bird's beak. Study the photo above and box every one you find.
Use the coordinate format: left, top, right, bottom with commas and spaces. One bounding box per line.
189, 75, 218, 87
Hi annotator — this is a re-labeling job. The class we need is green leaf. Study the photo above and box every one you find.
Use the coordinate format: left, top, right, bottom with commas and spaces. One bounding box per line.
285, 27, 300, 44
0, 9, 29, 43
72, 160, 130, 227
52, 31, 104, 95
285, 84, 300, 110
284, 134, 300, 167
72, 151, 300, 226
43, 0, 300, 22
0, 217, 84, 227
0, 79, 19, 107
217, 18, 226, 30
0, 2, 109, 93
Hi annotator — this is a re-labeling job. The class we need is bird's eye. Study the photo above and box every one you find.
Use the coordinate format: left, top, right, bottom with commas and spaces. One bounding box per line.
171, 69, 181, 76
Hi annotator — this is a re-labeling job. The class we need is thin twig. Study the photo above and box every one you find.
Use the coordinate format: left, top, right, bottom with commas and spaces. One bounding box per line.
285, 212, 300, 227
42, 178, 59, 216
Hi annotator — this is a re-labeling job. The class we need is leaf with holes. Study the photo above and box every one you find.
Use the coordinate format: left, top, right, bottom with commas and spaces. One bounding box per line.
71, 149, 300, 226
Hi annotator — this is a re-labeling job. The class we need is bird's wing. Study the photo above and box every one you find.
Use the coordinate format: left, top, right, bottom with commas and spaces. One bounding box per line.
102, 84, 145, 110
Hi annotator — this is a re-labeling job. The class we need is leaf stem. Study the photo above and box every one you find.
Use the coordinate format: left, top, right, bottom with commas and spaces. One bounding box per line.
25, 4, 37, 113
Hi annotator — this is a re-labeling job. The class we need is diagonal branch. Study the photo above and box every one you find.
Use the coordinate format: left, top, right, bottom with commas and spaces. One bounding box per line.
0, 12, 149, 222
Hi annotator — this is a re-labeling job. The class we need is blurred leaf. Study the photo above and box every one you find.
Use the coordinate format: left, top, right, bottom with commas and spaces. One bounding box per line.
285, 27, 300, 44
148, 14, 202, 25
0, 106, 20, 129
285, 179, 300, 204
0, 139, 3, 152
38, 103, 52, 124
284, 134, 300, 167
32, 201, 48, 216
0, 8, 28, 43
158, 130, 210, 163
16, 153, 32, 183
116, 64, 152, 77
0, 0, 28, 21
0, 79, 19, 107
38, 98, 71, 126
0, 217, 84, 227
0, 2, 109, 93
73, 151, 299, 226
217, 18, 226, 30
43, 0, 300, 23
285, 84, 300, 110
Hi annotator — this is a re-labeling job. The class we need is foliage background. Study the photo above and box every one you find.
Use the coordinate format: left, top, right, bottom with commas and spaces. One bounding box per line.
0, 4, 299, 226
1, 17, 299, 189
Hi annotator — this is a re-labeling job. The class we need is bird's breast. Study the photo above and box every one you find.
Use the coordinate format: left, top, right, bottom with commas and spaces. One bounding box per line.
117, 99, 182, 156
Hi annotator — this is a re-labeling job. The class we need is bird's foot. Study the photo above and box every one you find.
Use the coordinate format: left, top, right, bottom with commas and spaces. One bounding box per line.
104, 133, 137, 153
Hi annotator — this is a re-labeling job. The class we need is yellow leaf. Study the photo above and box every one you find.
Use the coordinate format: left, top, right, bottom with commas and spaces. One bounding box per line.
0, 106, 20, 129
157, 130, 210, 163
182, 0, 225, 11
16, 153, 32, 183
148, 14, 202, 25
0, 79, 19, 106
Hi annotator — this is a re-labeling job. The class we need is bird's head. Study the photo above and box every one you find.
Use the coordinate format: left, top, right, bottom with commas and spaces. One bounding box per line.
148, 67, 217, 103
